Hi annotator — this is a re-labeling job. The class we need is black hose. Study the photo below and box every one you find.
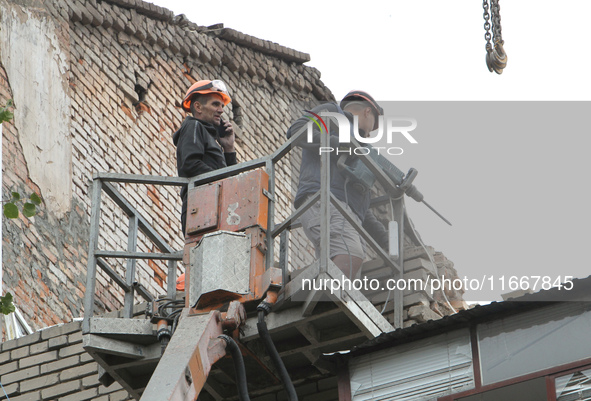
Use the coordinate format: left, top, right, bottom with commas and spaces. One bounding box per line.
257, 307, 299, 401
156, 324, 172, 356
159, 336, 169, 356
218, 335, 251, 401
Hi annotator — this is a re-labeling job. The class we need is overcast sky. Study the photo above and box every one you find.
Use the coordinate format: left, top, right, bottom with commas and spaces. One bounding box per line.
150, 0, 591, 302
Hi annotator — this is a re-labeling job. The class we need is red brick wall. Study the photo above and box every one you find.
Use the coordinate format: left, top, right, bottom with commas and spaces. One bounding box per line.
1, 0, 330, 333
0, 321, 133, 400
1, 0, 463, 338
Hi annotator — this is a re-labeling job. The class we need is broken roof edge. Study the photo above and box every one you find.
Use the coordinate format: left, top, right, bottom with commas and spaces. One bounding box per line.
62, 0, 333, 100
323, 275, 591, 362
214, 28, 311, 64
102, 0, 311, 64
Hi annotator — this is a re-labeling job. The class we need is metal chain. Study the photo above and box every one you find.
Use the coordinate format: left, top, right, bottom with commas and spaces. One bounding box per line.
483, 0, 507, 73
483, 0, 493, 51
491, 0, 503, 44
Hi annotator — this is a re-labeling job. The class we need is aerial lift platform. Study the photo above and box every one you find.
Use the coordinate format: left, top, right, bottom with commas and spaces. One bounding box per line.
82, 122, 440, 400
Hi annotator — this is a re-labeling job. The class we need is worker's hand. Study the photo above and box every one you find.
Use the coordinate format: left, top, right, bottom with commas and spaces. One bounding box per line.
218, 121, 235, 153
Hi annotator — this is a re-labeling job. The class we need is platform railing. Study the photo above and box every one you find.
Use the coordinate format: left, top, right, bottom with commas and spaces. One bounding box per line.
82, 117, 407, 334
82, 174, 187, 333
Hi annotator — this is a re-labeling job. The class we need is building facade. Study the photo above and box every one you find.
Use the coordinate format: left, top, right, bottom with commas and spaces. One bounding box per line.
1, 0, 333, 332
341, 282, 591, 401
1, 0, 467, 399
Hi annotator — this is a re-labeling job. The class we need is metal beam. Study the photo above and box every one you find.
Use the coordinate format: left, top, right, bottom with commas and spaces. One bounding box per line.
277, 261, 320, 304
107, 353, 161, 370
279, 230, 289, 287
271, 123, 306, 163
266, 159, 276, 271
392, 198, 405, 329
189, 157, 269, 187
301, 287, 322, 317
139, 304, 245, 401
133, 282, 155, 302
167, 260, 177, 299
271, 191, 320, 238
101, 182, 178, 254
85, 344, 143, 400
95, 250, 183, 261
325, 261, 393, 336
83, 179, 103, 334
271, 260, 393, 340
330, 193, 401, 275
83, 334, 157, 360
140, 311, 215, 401
97, 258, 130, 293
203, 383, 224, 401
94, 172, 188, 186
296, 323, 321, 346
241, 305, 342, 342
88, 318, 155, 337
277, 332, 365, 359
319, 118, 331, 274
124, 215, 139, 318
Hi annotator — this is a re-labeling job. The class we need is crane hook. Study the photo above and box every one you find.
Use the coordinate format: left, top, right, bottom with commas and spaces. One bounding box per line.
486, 41, 507, 74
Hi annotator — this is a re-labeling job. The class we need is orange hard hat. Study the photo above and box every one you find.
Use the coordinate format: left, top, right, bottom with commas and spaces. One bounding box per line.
176, 273, 185, 291
182, 79, 231, 111
340, 90, 384, 131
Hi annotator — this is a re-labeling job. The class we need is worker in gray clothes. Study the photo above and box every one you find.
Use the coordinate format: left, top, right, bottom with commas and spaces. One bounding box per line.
287, 90, 389, 278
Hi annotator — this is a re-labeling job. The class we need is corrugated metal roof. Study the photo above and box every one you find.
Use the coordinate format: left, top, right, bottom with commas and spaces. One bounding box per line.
338, 275, 591, 358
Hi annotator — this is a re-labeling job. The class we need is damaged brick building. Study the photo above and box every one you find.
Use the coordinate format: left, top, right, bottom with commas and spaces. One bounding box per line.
0, 0, 465, 400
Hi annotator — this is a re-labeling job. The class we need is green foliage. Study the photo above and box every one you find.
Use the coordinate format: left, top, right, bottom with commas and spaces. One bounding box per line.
1, 100, 19, 315
3, 202, 18, 218
3, 192, 42, 219
0, 100, 41, 219
0, 292, 15, 315
30, 192, 42, 205
23, 202, 36, 217
0, 99, 14, 124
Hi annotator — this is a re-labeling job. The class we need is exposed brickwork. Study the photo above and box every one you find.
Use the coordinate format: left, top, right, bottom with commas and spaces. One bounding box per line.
1, 0, 465, 397
0, 321, 133, 401
1, 0, 330, 335
0, 319, 337, 400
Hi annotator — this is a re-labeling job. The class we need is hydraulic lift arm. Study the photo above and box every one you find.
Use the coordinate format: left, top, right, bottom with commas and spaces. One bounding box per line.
140, 301, 246, 401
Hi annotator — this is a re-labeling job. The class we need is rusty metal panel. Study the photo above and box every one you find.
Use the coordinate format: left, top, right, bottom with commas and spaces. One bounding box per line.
186, 169, 268, 240
186, 182, 221, 235
217, 169, 268, 232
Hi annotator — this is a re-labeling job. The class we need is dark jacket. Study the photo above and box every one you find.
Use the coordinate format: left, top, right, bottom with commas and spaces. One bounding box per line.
286, 103, 388, 248
173, 116, 237, 233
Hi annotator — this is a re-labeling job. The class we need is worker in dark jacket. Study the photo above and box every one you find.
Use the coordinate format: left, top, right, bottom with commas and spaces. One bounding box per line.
287, 90, 388, 278
173, 79, 236, 235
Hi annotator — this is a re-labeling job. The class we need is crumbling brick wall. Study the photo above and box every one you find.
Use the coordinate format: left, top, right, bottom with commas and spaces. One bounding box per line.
0, 318, 338, 401
0, 1, 468, 399
2, 0, 465, 345
1, 0, 331, 333
0, 320, 132, 400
